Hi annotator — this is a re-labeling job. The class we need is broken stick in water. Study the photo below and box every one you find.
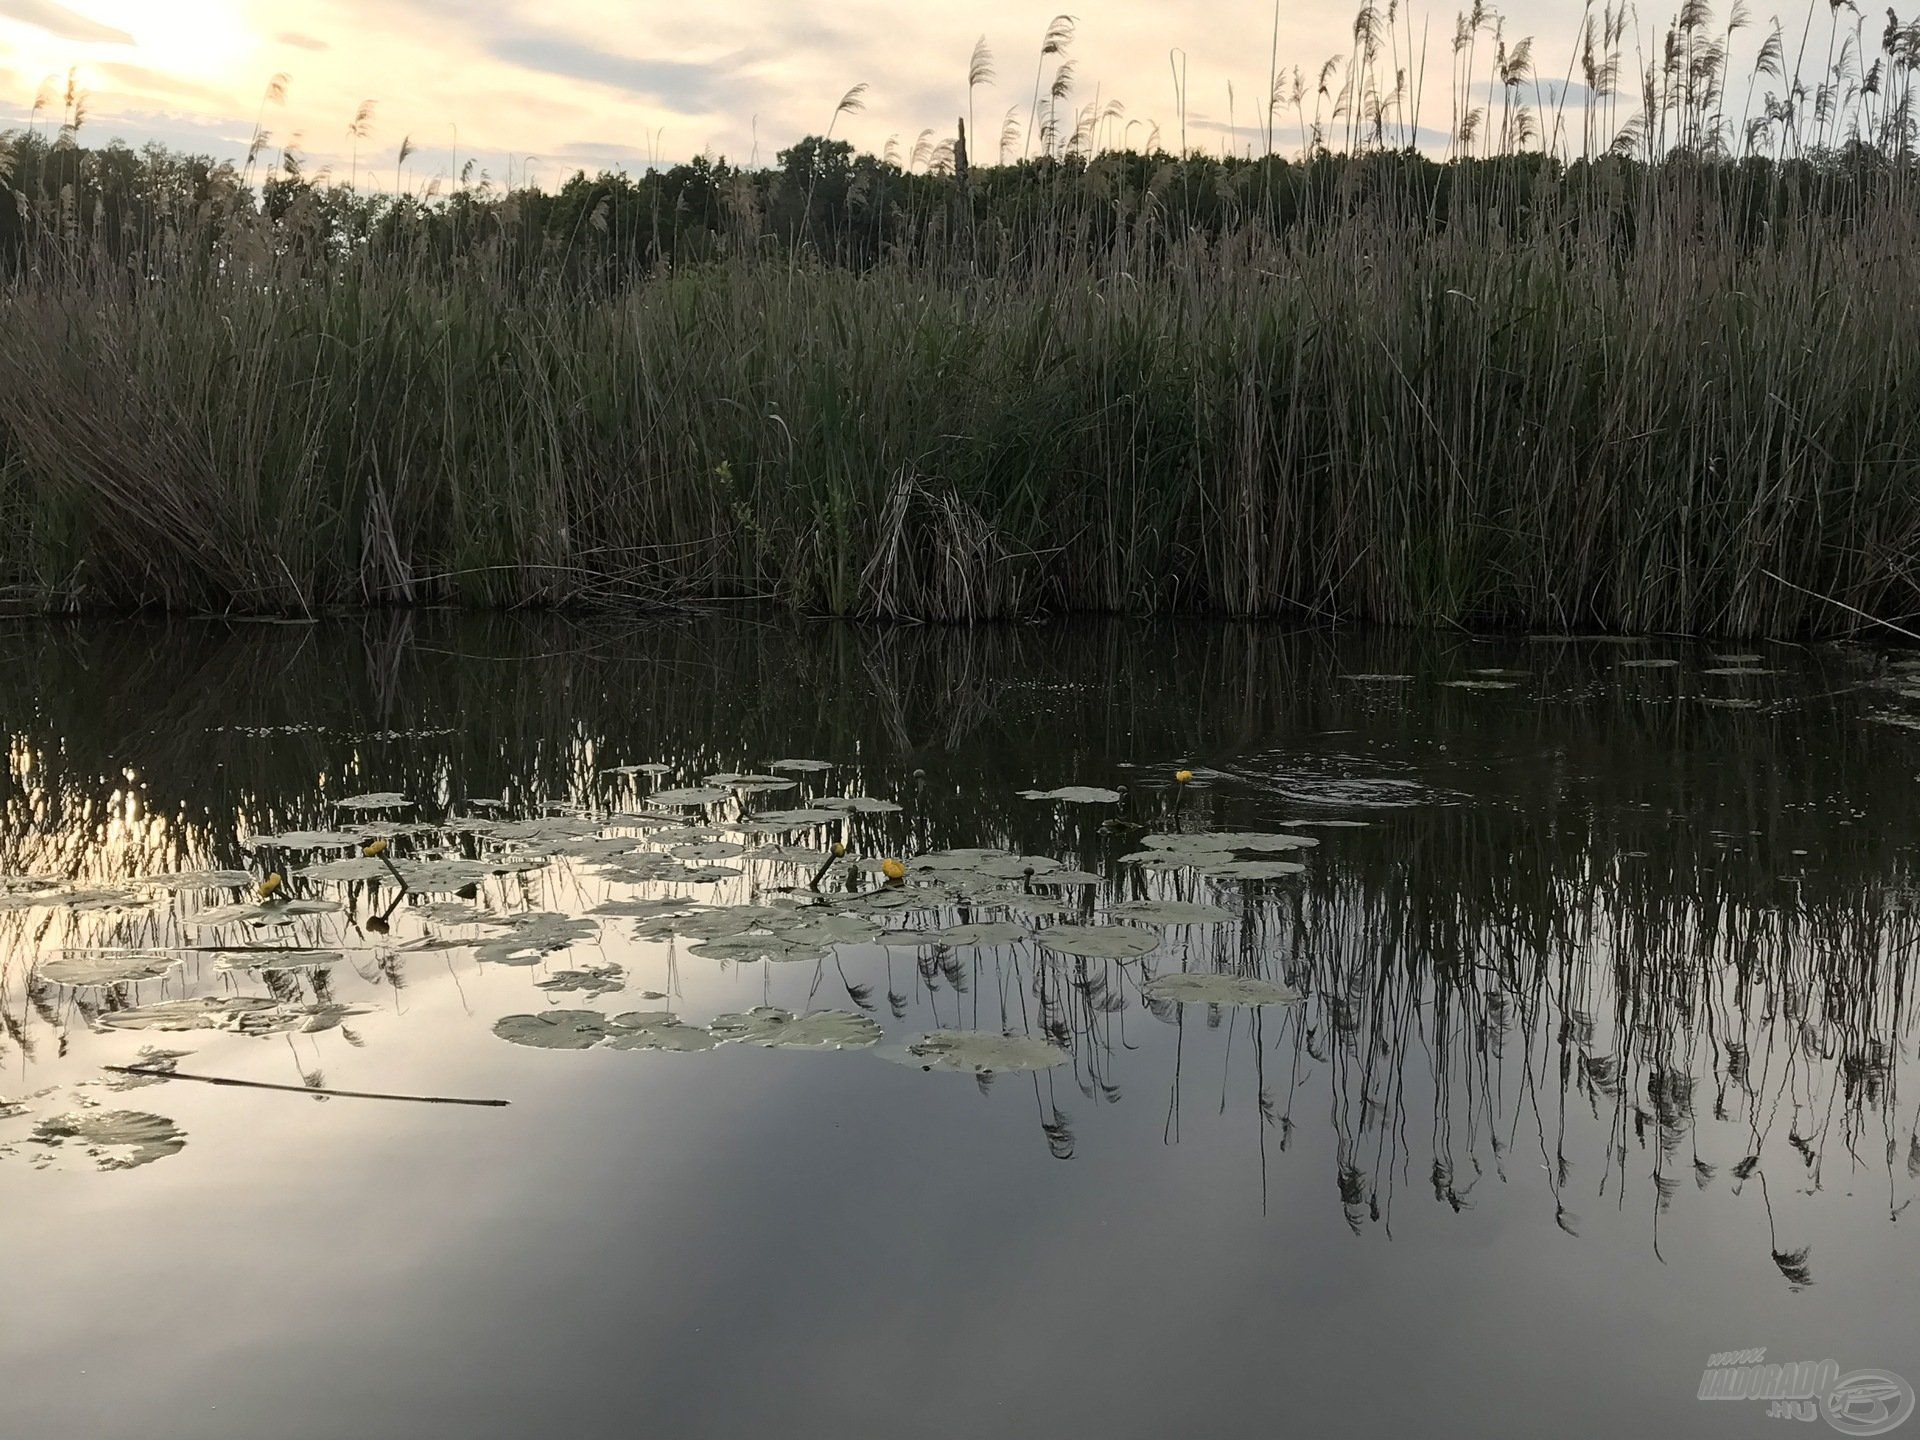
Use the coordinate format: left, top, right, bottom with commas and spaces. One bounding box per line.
104, 1065, 508, 1107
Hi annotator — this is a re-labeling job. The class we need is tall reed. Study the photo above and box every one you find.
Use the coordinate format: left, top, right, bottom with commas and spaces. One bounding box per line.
4, 3, 1920, 631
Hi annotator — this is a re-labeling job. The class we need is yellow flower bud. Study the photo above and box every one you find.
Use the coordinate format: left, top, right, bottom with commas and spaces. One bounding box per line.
881, 858, 906, 882
257, 873, 283, 899
362, 838, 389, 857
832, 842, 847, 856
1174, 769, 1194, 785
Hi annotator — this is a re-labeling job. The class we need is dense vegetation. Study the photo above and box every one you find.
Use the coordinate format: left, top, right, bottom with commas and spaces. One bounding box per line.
6, 3, 1920, 631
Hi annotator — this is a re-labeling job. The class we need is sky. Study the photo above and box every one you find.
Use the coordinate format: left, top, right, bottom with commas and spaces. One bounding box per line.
0, 0, 1751, 187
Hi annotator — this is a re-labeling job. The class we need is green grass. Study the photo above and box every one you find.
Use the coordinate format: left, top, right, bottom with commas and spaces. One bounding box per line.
5, 139, 1920, 631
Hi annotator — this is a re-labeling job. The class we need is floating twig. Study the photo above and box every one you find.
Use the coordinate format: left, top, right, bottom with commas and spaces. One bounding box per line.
104, 1065, 508, 1107
1761, 568, 1920, 644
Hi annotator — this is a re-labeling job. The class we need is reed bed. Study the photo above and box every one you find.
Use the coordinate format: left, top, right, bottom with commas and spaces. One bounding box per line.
6, 5, 1920, 631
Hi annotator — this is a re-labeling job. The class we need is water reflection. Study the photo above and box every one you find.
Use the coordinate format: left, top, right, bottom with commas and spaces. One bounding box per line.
0, 615, 1914, 1303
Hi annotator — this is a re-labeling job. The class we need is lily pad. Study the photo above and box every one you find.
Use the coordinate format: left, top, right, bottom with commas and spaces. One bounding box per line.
1442, 679, 1516, 691
535, 964, 625, 997
23, 887, 153, 913
748, 809, 843, 830
1018, 786, 1122, 804
909, 848, 1012, 872
95, 996, 291, 1034
1199, 832, 1320, 853
651, 786, 731, 807
1193, 859, 1306, 881
780, 913, 884, 946
768, 759, 833, 772
686, 934, 828, 964
415, 902, 494, 925
813, 796, 903, 815
707, 1007, 881, 1050
212, 949, 345, 973
1118, 851, 1193, 872
494, 1010, 610, 1049
475, 914, 598, 966
640, 907, 771, 939
243, 829, 361, 850
903, 1031, 1068, 1073
1619, 658, 1680, 669
408, 859, 524, 893
1038, 924, 1159, 959
676, 865, 742, 884
192, 899, 341, 927
596, 854, 690, 884
1109, 899, 1235, 925
602, 1012, 721, 1052
40, 949, 182, 986
135, 869, 254, 892
25, 1110, 186, 1170
590, 898, 697, 919
295, 857, 391, 884
669, 841, 746, 861
483, 817, 600, 844
1143, 973, 1304, 1006
927, 921, 1031, 947
1139, 833, 1231, 852
334, 792, 411, 811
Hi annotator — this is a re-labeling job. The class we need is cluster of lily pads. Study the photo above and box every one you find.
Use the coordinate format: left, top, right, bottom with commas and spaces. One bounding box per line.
1343, 652, 1794, 697
2, 764, 1335, 1179
0, 1046, 196, 1171
492, 1006, 1095, 1075
495, 1005, 889, 1055
475, 811, 1316, 1066
14, 767, 1329, 1013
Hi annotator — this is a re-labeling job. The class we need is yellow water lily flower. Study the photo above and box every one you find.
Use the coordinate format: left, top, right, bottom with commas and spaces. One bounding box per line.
1175, 769, 1194, 784
832, 842, 847, 857
257, 873, 283, 899
881, 858, 906, 882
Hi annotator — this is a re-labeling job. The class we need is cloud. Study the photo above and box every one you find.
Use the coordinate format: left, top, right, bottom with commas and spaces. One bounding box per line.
0, 0, 133, 45
93, 62, 232, 107
0, 102, 256, 160
1468, 77, 1599, 108
484, 30, 727, 113
1188, 112, 1455, 155
275, 31, 330, 51
553, 139, 648, 164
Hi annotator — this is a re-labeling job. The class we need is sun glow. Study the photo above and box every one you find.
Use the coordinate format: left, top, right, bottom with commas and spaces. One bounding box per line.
2, 0, 255, 121
111, 0, 253, 80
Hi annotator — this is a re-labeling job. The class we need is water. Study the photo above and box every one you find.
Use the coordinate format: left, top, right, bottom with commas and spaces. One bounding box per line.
1, 616, 1916, 1439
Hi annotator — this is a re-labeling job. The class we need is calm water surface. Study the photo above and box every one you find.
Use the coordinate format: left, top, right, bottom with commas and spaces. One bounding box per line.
2, 617, 1916, 1439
